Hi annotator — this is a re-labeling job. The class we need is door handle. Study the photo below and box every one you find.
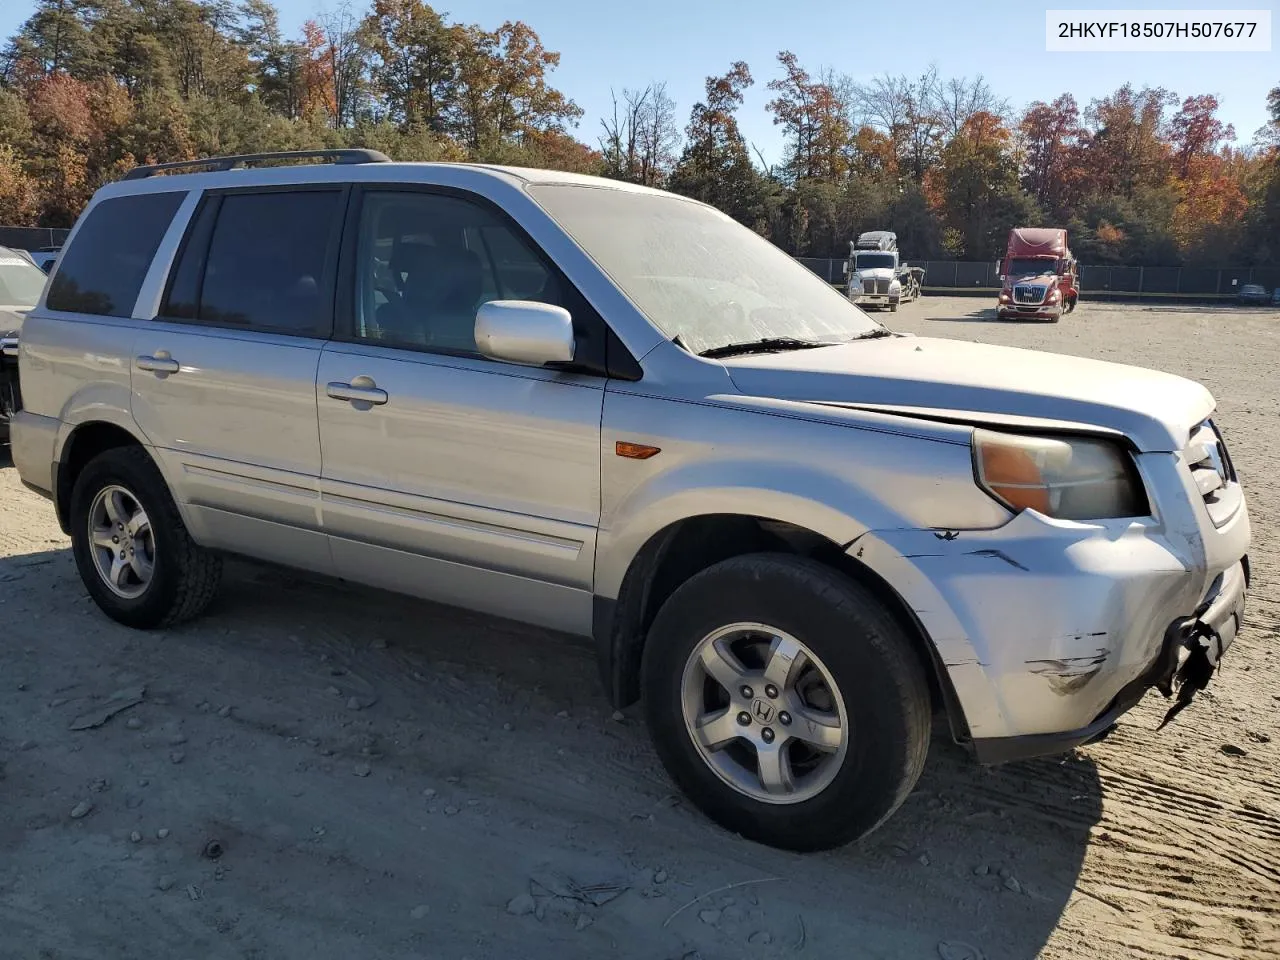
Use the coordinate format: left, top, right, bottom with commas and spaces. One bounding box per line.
326, 375, 388, 405
136, 353, 179, 374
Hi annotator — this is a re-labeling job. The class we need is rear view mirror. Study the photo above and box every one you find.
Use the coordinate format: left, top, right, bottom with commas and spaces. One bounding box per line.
475, 300, 575, 367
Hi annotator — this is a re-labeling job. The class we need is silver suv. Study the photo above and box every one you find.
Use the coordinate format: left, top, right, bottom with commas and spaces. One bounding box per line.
8, 151, 1250, 851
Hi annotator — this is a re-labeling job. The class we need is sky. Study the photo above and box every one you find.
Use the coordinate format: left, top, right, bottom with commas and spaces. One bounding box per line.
2, 0, 1276, 165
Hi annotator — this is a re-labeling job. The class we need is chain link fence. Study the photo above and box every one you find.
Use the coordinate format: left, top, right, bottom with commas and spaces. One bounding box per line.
0, 227, 70, 252
796, 257, 1280, 300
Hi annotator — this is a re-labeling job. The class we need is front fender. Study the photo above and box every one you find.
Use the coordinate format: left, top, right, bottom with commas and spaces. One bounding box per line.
595, 390, 1009, 599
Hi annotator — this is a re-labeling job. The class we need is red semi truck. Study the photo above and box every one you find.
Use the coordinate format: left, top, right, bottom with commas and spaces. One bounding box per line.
996, 228, 1079, 321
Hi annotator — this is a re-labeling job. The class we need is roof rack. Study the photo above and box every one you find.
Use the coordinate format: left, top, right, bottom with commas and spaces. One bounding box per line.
122, 148, 392, 181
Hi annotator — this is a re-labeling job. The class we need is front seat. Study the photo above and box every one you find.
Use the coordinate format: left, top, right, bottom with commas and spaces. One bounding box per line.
375, 245, 485, 352
419, 247, 485, 353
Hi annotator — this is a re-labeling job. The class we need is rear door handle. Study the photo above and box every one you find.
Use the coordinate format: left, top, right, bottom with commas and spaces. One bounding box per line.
136, 353, 179, 374
326, 375, 388, 405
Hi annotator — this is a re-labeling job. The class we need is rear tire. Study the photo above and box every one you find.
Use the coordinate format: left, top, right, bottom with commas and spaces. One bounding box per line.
641, 553, 932, 851
69, 446, 221, 629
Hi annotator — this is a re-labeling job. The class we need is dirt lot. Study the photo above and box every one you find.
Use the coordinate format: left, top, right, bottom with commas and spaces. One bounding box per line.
1, 295, 1277, 960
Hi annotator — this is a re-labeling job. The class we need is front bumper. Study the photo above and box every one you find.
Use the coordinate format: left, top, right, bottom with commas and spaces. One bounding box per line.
853, 294, 899, 306
998, 302, 1061, 319
847, 467, 1251, 755
971, 556, 1247, 763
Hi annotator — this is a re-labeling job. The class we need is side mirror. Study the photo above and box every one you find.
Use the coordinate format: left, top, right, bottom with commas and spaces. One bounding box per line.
842, 260, 850, 276
475, 300, 575, 367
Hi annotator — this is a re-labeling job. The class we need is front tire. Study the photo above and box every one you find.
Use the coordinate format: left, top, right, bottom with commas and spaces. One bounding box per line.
70, 446, 222, 629
641, 554, 931, 851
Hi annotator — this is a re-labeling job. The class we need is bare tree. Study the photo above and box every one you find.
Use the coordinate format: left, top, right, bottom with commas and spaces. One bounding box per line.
600, 82, 679, 186
321, 2, 370, 128
850, 67, 944, 182
934, 74, 1010, 140
850, 72, 912, 135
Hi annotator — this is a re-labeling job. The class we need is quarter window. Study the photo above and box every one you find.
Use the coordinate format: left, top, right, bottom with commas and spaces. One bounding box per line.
47, 192, 184, 317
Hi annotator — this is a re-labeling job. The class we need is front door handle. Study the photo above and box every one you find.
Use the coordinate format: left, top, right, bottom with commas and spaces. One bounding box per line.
326, 375, 388, 405
137, 352, 179, 374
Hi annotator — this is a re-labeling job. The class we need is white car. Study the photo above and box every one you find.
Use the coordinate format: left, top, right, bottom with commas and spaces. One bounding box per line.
0, 245, 48, 441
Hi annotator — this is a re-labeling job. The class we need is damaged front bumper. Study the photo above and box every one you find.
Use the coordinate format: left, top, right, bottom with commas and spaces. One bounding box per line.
971, 556, 1248, 763
847, 487, 1250, 762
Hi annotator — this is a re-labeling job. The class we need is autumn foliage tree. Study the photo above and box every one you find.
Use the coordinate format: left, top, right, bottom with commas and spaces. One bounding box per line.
0, 3, 1272, 269
931, 111, 1038, 259
1019, 94, 1085, 217
669, 61, 777, 230
766, 51, 851, 183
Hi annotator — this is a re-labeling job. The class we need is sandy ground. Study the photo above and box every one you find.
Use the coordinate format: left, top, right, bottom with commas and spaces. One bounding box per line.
1, 295, 1277, 960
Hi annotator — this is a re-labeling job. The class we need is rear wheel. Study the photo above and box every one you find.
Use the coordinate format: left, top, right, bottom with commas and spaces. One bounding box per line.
641, 554, 932, 851
70, 446, 221, 629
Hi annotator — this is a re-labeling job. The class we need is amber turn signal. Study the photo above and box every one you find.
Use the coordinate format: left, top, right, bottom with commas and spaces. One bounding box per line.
615, 441, 661, 460
976, 438, 1051, 514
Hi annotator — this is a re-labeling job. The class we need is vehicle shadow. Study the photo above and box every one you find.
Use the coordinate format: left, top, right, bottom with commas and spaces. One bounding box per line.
925, 305, 999, 322
924, 305, 1063, 325
0, 537, 1101, 959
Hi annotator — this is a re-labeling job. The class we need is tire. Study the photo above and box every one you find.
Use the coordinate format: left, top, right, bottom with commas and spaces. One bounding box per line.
641, 553, 932, 851
889, 302, 899, 313
69, 446, 221, 629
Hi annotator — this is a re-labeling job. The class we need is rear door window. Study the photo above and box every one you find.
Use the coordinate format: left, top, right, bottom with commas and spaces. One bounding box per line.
162, 189, 343, 337
47, 192, 184, 317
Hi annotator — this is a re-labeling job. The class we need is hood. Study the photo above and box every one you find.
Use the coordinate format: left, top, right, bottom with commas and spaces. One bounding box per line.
722, 336, 1213, 452
1004, 269, 1058, 287
0, 305, 28, 338
855, 267, 896, 279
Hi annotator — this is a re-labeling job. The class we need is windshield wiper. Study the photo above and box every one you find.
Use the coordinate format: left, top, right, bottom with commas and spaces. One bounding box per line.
698, 337, 834, 359
847, 327, 895, 340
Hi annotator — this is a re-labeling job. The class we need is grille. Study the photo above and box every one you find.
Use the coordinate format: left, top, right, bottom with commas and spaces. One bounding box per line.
1186, 420, 1238, 522
863, 277, 889, 295
1013, 284, 1047, 304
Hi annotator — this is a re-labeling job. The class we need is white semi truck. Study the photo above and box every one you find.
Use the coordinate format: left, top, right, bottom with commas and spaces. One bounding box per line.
843, 231, 924, 312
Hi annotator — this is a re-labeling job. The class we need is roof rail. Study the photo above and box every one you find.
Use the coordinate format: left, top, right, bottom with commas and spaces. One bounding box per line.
122, 148, 392, 181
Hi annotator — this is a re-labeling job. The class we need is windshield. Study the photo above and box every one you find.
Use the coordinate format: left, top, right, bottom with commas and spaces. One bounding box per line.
1005, 258, 1056, 278
855, 253, 895, 270
527, 185, 880, 355
0, 250, 47, 306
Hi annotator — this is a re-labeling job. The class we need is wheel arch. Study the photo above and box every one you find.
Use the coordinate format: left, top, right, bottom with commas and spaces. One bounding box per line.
54, 420, 151, 534
593, 512, 970, 744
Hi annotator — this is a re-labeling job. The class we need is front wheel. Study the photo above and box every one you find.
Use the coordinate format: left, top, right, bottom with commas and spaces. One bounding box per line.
70, 446, 222, 629
641, 554, 932, 851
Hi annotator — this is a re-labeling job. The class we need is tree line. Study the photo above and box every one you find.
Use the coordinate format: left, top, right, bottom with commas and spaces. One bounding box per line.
2, 0, 1278, 266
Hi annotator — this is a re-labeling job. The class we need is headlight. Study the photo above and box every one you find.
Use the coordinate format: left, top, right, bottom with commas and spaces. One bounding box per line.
1046, 288, 1061, 303
850, 279, 863, 293
889, 279, 901, 290
998, 292, 1010, 302
972, 429, 1147, 520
